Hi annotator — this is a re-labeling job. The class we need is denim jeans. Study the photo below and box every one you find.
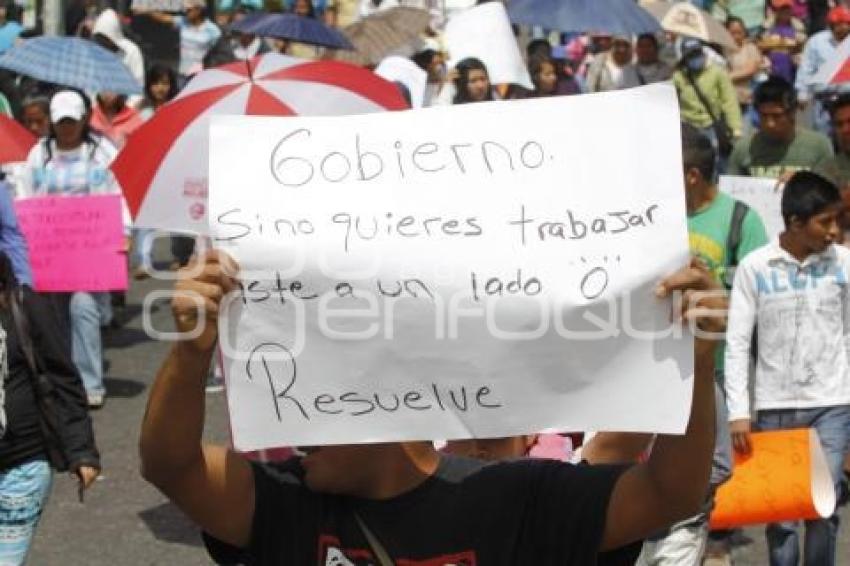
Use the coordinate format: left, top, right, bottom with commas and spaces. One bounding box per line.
70, 292, 112, 396
756, 406, 850, 566
0, 459, 52, 566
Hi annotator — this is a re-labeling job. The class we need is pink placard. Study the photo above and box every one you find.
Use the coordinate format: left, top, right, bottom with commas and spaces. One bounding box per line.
16, 195, 128, 292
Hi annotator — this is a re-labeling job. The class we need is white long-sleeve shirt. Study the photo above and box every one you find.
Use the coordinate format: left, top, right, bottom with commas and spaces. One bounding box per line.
725, 240, 850, 421
18, 137, 132, 233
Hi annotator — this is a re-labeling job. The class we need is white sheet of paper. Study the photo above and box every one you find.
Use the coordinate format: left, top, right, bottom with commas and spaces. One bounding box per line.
209, 84, 693, 450
719, 175, 783, 238
375, 56, 428, 108
444, 2, 533, 89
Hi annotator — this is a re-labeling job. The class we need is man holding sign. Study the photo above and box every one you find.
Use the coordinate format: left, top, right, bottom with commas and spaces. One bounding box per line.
139, 87, 728, 564
140, 251, 724, 564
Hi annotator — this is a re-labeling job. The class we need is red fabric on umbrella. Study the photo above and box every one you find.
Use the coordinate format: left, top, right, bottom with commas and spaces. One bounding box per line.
0, 114, 36, 164
112, 54, 407, 234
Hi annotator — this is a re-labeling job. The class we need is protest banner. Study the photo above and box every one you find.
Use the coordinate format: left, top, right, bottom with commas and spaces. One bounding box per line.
209, 84, 692, 450
16, 195, 128, 292
444, 2, 533, 90
710, 429, 836, 529
130, 0, 184, 12
719, 175, 784, 238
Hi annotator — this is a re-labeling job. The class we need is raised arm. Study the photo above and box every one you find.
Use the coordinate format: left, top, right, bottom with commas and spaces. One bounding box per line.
139, 251, 254, 548
600, 259, 725, 551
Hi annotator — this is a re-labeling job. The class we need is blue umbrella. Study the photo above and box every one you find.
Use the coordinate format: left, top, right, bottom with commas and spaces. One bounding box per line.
232, 13, 354, 50
507, 0, 662, 35
0, 36, 142, 95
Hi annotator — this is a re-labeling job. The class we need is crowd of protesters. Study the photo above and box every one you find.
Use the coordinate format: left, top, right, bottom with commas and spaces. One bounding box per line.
0, 0, 847, 564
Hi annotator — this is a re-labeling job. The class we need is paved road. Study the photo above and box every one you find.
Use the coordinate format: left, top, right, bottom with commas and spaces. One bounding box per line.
27, 275, 850, 565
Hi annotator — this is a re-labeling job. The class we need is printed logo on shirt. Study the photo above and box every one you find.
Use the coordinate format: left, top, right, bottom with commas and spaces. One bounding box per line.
689, 232, 725, 281
319, 535, 477, 566
755, 264, 847, 295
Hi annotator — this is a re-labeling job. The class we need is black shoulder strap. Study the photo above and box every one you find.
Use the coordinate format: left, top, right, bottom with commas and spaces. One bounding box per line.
726, 200, 750, 268
353, 511, 393, 566
684, 70, 720, 125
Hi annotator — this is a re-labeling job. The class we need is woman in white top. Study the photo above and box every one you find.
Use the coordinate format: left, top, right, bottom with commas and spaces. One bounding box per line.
19, 90, 123, 409
586, 35, 634, 93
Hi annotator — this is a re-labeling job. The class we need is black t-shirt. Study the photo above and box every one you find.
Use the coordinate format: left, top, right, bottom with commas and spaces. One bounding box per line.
205, 455, 630, 565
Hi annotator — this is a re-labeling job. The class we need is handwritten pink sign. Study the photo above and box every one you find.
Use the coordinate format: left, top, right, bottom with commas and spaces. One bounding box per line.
16, 195, 127, 292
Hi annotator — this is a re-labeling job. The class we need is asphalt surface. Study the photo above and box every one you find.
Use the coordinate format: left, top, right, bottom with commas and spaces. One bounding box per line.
27, 272, 850, 565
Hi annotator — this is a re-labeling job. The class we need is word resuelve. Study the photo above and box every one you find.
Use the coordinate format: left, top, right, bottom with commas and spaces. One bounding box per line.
209, 85, 695, 450
246, 342, 501, 423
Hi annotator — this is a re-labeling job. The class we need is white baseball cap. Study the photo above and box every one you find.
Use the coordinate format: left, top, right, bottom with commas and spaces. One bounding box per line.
50, 90, 86, 123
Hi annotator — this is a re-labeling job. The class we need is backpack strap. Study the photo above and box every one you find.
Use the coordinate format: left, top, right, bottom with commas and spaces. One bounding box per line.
722, 200, 750, 289
726, 200, 750, 268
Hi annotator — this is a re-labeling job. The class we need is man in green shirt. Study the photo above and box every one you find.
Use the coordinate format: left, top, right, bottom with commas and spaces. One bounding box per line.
588, 126, 769, 564
673, 38, 743, 149
728, 77, 834, 179
684, 121, 768, 401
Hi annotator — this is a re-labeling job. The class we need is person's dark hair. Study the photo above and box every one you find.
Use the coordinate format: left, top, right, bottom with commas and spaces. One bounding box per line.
44, 88, 100, 164
753, 76, 797, 111
827, 92, 850, 116
412, 49, 438, 72
0, 251, 17, 301
96, 93, 128, 113
529, 55, 558, 92
0, 1, 21, 23
20, 93, 49, 115
145, 63, 179, 103
526, 39, 551, 60
0, 251, 18, 310
781, 171, 841, 226
636, 33, 658, 49
681, 123, 716, 181
453, 57, 492, 104
291, 0, 316, 18
726, 16, 747, 33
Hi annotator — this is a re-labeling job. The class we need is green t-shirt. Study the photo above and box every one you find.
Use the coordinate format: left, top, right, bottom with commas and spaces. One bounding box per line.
0, 93, 11, 118
814, 152, 850, 190
727, 129, 834, 179
689, 191, 769, 371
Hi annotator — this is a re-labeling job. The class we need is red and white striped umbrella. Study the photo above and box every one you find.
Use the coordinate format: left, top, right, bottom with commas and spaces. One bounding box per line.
112, 54, 407, 234
0, 114, 36, 164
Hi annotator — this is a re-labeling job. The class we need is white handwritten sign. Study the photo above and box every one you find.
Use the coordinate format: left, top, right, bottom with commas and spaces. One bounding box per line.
444, 2, 533, 89
209, 84, 693, 450
720, 175, 784, 238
